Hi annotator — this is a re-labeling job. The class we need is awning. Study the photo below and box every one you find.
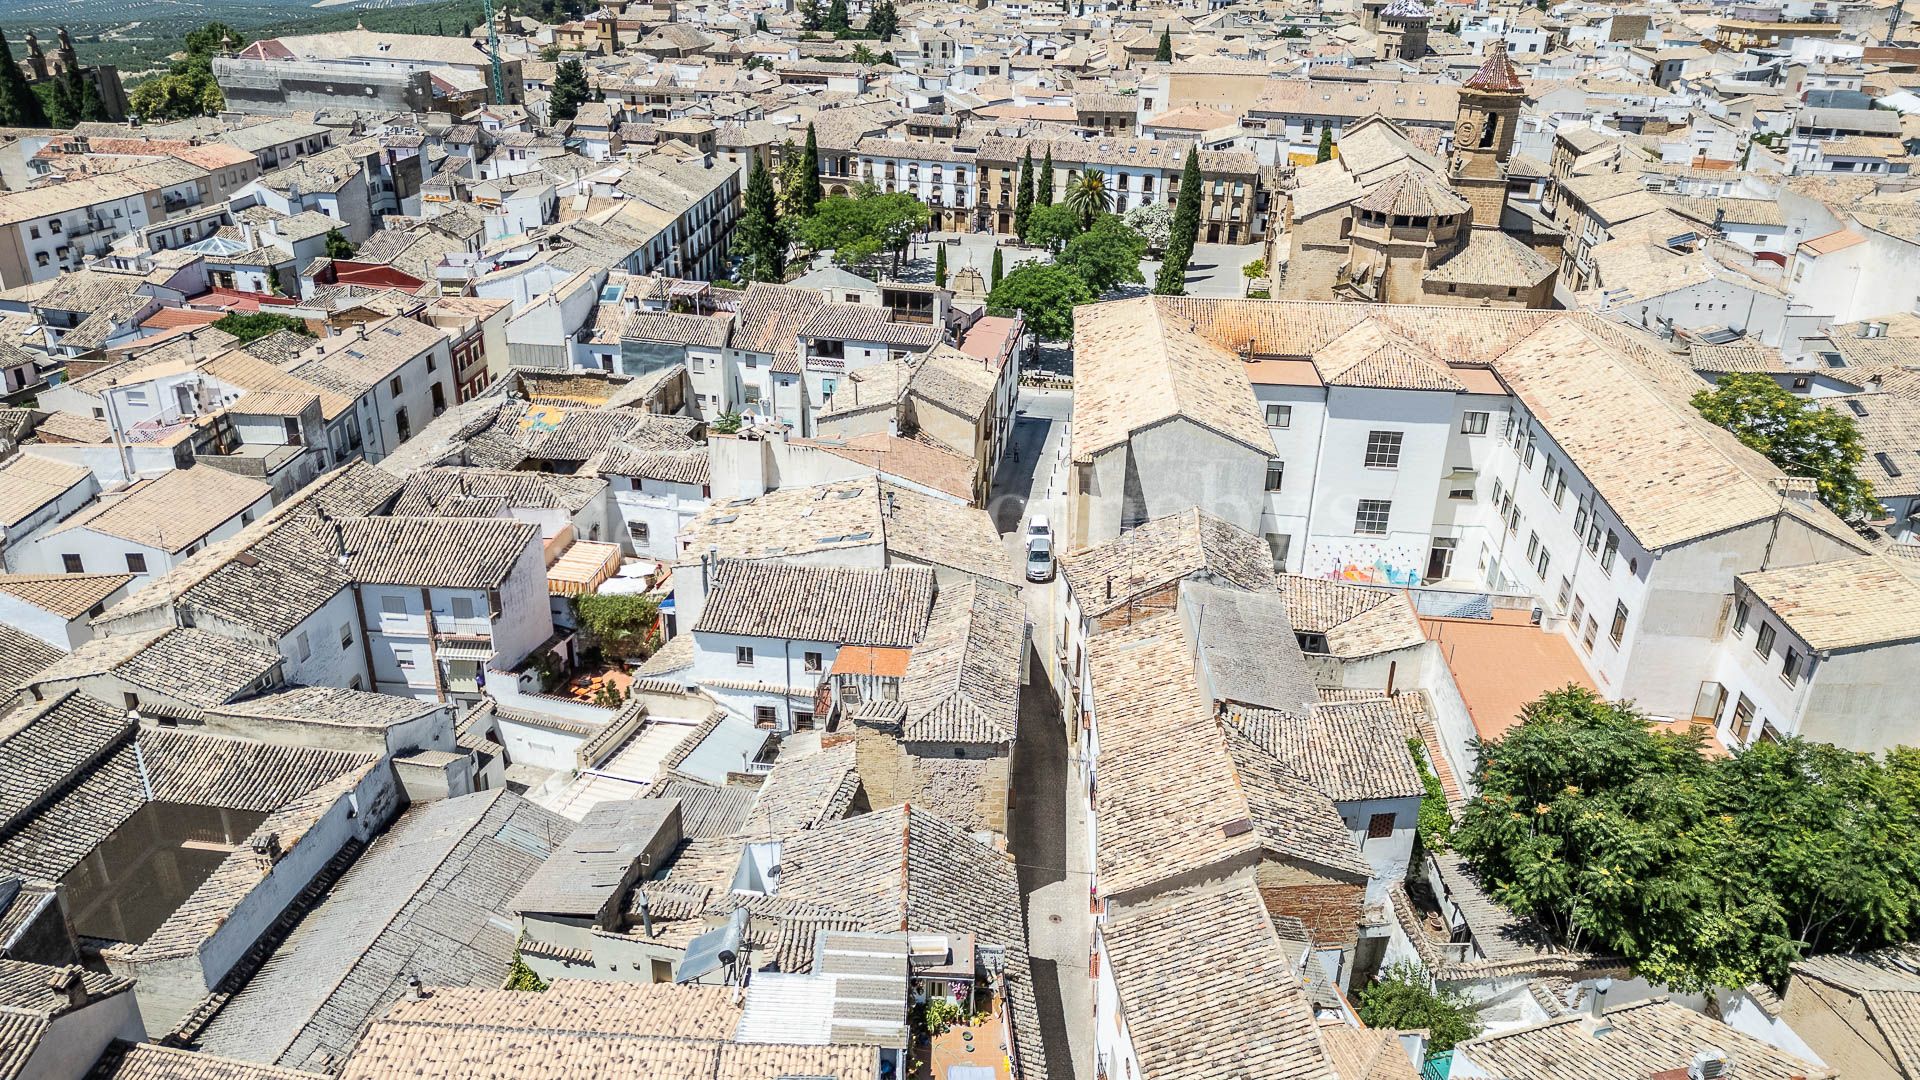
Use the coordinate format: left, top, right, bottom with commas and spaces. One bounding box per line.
436, 644, 495, 662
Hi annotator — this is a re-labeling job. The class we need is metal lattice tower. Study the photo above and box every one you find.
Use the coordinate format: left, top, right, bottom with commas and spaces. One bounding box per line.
482, 0, 506, 104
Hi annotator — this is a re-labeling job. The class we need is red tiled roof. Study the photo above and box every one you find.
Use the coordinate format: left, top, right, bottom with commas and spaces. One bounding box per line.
141, 307, 226, 330
1465, 45, 1526, 92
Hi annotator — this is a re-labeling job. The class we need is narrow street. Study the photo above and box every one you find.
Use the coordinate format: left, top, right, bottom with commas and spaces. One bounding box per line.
990, 386, 1092, 1080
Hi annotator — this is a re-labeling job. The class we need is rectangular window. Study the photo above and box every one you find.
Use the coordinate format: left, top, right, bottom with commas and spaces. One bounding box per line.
1733, 600, 1749, 635
1571, 595, 1587, 627
794, 710, 815, 730
296, 630, 312, 662
1731, 694, 1756, 742
126, 553, 148, 573
1782, 647, 1802, 686
1582, 615, 1599, 652
1492, 478, 1505, 507
1366, 812, 1396, 839
1755, 622, 1776, 658
1449, 480, 1475, 500
628, 521, 650, 541
1461, 411, 1489, 435
341, 624, 355, 650
1267, 533, 1292, 570
736, 645, 755, 666
1535, 547, 1550, 578
753, 705, 777, 726
1574, 506, 1588, 537
1265, 459, 1284, 491
1265, 403, 1292, 428
451, 596, 475, 620
1600, 531, 1619, 574
389, 376, 403, 396
1611, 601, 1628, 645
62, 553, 84, 573
1526, 531, 1540, 561
381, 595, 406, 615
1553, 472, 1568, 507
1364, 431, 1403, 469
803, 651, 823, 673
1354, 499, 1391, 535
1557, 576, 1573, 610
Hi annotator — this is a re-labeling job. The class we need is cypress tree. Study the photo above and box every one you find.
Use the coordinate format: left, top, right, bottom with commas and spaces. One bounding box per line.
799, 123, 823, 217
991, 247, 1003, 291
934, 242, 947, 288
1037, 148, 1054, 207
1155, 27, 1172, 62
826, 0, 850, 33
1154, 146, 1203, 295
738, 154, 784, 282
0, 32, 47, 128
868, 0, 898, 41
1316, 125, 1334, 163
1013, 148, 1035, 243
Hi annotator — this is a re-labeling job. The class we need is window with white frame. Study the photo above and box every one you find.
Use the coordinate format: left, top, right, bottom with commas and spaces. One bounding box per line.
1265, 403, 1291, 428
736, 645, 755, 666
1782, 647, 1802, 686
1461, 411, 1489, 435
1610, 601, 1628, 645
1755, 622, 1775, 658
1265, 459, 1284, 491
1364, 431, 1403, 469
1355, 499, 1391, 535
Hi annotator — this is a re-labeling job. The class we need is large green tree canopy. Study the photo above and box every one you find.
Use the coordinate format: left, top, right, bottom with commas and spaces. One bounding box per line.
1456, 686, 1920, 991
1692, 372, 1877, 521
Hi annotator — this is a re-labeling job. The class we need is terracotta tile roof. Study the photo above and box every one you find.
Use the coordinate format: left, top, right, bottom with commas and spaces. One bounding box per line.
1313, 316, 1468, 392
1063, 509, 1275, 619
1457, 997, 1831, 1080
1739, 555, 1920, 651
48, 467, 271, 552
694, 560, 935, 648
1464, 44, 1526, 92
0, 455, 91, 528
0, 572, 130, 618
1101, 885, 1338, 1080
1070, 296, 1271, 463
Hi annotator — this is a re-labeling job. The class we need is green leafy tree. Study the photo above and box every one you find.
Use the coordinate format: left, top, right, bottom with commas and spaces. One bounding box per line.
1241, 256, 1266, 295
850, 42, 884, 64
798, 0, 824, 30
736, 154, 785, 283
1455, 685, 1920, 991
1024, 203, 1082, 253
1059, 213, 1146, 295
1013, 148, 1036, 243
775, 139, 810, 219
1356, 964, 1481, 1055
1317, 125, 1335, 162
1154, 146, 1203, 294
1281, 24, 1305, 37
573, 593, 662, 661
934, 241, 947, 288
825, 0, 851, 33
798, 184, 928, 274
0, 32, 49, 128
324, 228, 356, 260
797, 124, 823, 217
1692, 373, 1877, 521
1037, 147, 1054, 206
1407, 737, 1452, 853
49, 64, 108, 127
183, 22, 244, 55
1065, 169, 1114, 228
987, 263, 1092, 340
549, 57, 590, 122
1154, 27, 1172, 61
712, 411, 745, 434
867, 0, 899, 40
1123, 202, 1172, 251
755, 13, 769, 31
211, 312, 315, 344
990, 246, 1004, 291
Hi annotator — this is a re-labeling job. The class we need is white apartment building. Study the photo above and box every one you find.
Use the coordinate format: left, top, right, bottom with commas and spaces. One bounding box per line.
0, 160, 216, 288
1071, 297, 1871, 746
344, 516, 553, 706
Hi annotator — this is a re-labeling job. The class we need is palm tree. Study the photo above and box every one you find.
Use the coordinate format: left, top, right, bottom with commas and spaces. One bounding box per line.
1064, 170, 1113, 228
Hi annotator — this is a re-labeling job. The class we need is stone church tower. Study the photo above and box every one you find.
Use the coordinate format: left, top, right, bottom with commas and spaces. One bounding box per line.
1376, 0, 1431, 62
1450, 42, 1525, 228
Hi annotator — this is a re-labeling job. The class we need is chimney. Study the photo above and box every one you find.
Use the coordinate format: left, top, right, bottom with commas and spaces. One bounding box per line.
250, 830, 282, 870
636, 890, 654, 937
47, 966, 87, 1010
1589, 978, 1613, 1037
406, 973, 425, 1000
1689, 1051, 1730, 1080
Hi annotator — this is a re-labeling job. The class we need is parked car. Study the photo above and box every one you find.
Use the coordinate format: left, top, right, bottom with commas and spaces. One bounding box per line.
1025, 536, 1054, 583
1026, 514, 1051, 543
